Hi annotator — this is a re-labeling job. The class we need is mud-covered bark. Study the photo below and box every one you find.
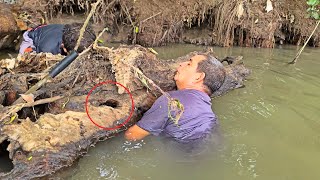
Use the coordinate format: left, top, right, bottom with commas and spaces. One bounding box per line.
0, 45, 249, 179
0, 3, 20, 50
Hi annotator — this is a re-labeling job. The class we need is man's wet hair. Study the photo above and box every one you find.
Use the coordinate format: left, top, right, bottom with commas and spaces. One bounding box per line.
196, 54, 226, 96
62, 23, 96, 53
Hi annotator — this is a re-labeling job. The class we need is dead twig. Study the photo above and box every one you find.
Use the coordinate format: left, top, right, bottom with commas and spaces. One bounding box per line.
93, 28, 109, 49
74, 0, 103, 51
160, 30, 168, 43
26, 96, 64, 107
121, 2, 135, 27
121, 2, 137, 44
32, 106, 38, 121
12, 75, 52, 105
71, 71, 81, 88
0, 96, 64, 122
141, 12, 162, 23
131, 65, 169, 98
79, 44, 93, 56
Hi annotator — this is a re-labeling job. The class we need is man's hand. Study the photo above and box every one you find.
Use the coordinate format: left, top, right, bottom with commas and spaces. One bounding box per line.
124, 125, 150, 141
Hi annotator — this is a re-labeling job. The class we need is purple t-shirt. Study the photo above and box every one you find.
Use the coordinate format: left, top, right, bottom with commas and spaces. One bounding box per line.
137, 89, 218, 143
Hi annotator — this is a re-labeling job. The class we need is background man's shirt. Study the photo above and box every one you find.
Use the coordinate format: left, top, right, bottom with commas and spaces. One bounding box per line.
27, 24, 64, 54
19, 30, 35, 54
137, 89, 218, 143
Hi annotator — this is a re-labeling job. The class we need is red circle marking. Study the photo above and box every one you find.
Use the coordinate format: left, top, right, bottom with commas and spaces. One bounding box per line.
85, 81, 134, 130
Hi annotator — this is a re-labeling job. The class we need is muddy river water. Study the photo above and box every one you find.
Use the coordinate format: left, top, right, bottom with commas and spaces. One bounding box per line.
1, 44, 320, 179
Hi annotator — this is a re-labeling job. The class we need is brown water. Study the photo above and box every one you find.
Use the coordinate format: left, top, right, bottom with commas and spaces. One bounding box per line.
1, 44, 320, 179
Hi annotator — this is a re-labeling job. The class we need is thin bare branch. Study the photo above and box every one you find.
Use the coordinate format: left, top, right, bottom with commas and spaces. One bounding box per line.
74, 0, 103, 51
290, 20, 320, 64
1, 96, 64, 122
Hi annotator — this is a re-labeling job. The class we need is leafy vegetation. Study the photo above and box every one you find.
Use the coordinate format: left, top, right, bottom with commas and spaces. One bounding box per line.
307, 0, 320, 20
290, 0, 320, 64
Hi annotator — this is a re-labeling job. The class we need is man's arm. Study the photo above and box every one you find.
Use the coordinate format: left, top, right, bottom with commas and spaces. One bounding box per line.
124, 125, 150, 141
124, 95, 169, 141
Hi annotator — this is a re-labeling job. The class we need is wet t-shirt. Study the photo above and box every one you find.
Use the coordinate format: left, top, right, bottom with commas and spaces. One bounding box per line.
137, 89, 218, 143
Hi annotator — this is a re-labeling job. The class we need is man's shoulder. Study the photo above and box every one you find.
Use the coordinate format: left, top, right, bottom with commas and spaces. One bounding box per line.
168, 89, 211, 102
29, 24, 64, 39
169, 89, 208, 95
42, 24, 65, 28
40, 24, 65, 32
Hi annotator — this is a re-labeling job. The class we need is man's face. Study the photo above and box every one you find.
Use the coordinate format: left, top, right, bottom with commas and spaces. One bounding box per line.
174, 55, 205, 89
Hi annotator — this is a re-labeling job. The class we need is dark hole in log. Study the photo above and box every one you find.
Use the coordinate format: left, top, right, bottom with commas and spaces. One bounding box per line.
17, 104, 49, 122
0, 140, 14, 173
99, 99, 119, 108
28, 78, 38, 84
17, 95, 49, 121
17, 94, 50, 122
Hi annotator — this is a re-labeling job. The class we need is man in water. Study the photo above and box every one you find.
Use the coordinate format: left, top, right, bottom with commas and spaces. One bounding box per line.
125, 54, 226, 144
19, 23, 96, 55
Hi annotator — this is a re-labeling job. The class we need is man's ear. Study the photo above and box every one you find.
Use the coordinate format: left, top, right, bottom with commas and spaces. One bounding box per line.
194, 72, 205, 83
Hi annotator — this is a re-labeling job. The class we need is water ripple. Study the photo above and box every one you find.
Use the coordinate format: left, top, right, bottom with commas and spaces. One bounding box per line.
230, 144, 259, 178
250, 98, 276, 119
122, 140, 146, 152
96, 166, 118, 179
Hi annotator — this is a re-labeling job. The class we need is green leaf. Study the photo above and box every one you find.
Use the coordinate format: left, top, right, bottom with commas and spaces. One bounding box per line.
307, 0, 319, 6
311, 12, 320, 19
5, 114, 17, 124
134, 26, 139, 33
27, 156, 32, 161
97, 39, 104, 43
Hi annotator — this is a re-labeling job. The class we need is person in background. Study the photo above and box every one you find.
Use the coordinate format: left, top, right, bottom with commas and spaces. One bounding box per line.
125, 54, 226, 145
19, 23, 96, 55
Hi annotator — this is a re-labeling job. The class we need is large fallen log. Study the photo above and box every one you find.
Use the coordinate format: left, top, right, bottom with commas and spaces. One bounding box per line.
0, 45, 250, 179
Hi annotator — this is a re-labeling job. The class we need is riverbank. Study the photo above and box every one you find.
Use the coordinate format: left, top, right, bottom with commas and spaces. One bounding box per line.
0, 0, 319, 50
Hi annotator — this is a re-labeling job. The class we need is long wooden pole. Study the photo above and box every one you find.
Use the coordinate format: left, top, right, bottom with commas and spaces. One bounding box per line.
289, 20, 320, 64
74, 0, 103, 51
